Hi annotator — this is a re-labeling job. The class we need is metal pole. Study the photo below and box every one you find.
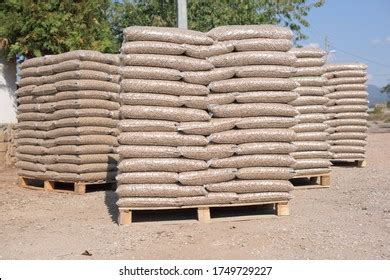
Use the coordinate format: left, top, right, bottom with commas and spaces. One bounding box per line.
177, 0, 188, 29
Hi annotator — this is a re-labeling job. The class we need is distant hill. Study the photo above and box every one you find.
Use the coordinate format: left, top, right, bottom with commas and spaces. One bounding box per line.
367, 84, 390, 107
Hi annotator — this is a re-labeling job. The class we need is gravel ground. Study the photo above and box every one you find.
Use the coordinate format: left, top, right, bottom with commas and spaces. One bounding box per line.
0, 132, 389, 260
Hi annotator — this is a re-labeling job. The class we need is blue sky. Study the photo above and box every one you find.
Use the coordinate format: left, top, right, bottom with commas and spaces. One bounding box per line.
301, 0, 390, 88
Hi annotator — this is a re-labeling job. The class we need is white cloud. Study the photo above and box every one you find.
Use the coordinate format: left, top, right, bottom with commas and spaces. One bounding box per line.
371, 37, 390, 45
305, 42, 320, 48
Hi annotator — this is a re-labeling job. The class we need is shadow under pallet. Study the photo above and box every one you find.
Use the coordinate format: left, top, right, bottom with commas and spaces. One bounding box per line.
331, 159, 366, 168
291, 173, 331, 189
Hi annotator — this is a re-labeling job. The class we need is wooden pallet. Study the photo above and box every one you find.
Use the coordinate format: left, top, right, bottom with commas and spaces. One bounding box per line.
118, 201, 289, 225
291, 173, 331, 189
331, 159, 367, 168
18, 176, 115, 194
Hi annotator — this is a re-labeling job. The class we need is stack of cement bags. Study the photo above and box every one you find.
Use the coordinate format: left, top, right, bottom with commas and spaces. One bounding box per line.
116, 25, 298, 208
16, 50, 120, 182
323, 63, 368, 160
288, 47, 331, 176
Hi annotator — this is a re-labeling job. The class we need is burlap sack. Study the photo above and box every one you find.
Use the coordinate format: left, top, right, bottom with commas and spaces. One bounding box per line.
293, 123, 328, 133
293, 141, 330, 151
293, 159, 331, 169
17, 130, 46, 139
208, 154, 295, 168
236, 116, 297, 129
296, 113, 327, 123
329, 132, 367, 140
335, 112, 369, 119
296, 105, 327, 114
234, 91, 298, 103
16, 161, 46, 172
209, 129, 295, 144
325, 63, 367, 72
236, 192, 292, 203
208, 51, 296, 67
294, 57, 326, 67
330, 146, 366, 153
178, 144, 236, 160
180, 193, 239, 206
330, 139, 367, 146
294, 86, 329, 96
47, 145, 114, 155
294, 168, 330, 176
46, 163, 117, 173
334, 84, 366, 91
181, 68, 235, 85
179, 93, 235, 109
293, 76, 327, 87
206, 179, 293, 193
55, 154, 119, 164
116, 172, 178, 184
17, 112, 47, 121
326, 91, 368, 100
117, 145, 180, 158
207, 25, 293, 41
119, 132, 208, 146
16, 85, 37, 97
184, 42, 234, 58
54, 117, 118, 128
236, 142, 296, 155
294, 66, 325, 77
122, 54, 214, 71
56, 91, 119, 102
50, 108, 118, 120
290, 96, 328, 106
54, 135, 117, 146
209, 78, 298, 92
326, 77, 367, 86
232, 65, 296, 78
17, 120, 55, 131
16, 145, 47, 155
17, 76, 43, 87
16, 153, 42, 164
119, 158, 207, 173
326, 70, 366, 78
178, 168, 237, 185
56, 99, 119, 111
16, 138, 47, 147
121, 41, 186, 55
116, 184, 207, 198
209, 103, 298, 118
335, 98, 368, 106
120, 66, 182, 81
120, 105, 210, 122
20, 56, 45, 69
121, 92, 182, 107
289, 47, 326, 58
42, 70, 120, 85
177, 118, 238, 135
333, 153, 365, 159
116, 197, 182, 208
328, 105, 367, 113
46, 127, 117, 138
18, 95, 56, 104
55, 79, 120, 93
121, 79, 209, 96
118, 119, 178, 132
334, 126, 367, 133
236, 167, 294, 180
38, 60, 120, 76
231, 38, 292, 52
291, 151, 331, 159
31, 83, 57, 96
123, 26, 213, 45
325, 119, 367, 127
42, 50, 120, 66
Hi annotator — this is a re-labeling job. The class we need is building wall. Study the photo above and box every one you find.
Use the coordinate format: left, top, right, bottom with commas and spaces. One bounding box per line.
0, 53, 17, 123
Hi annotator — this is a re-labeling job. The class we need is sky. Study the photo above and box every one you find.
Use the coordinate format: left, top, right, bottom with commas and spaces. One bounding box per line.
301, 0, 390, 88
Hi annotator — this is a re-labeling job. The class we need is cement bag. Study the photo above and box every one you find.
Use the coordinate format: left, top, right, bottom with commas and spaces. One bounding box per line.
335, 112, 369, 119
333, 153, 365, 159
179, 93, 235, 110
119, 158, 207, 173
180, 193, 238, 206
209, 129, 295, 144
120, 66, 182, 81
178, 168, 237, 185
325, 119, 367, 127
17, 130, 46, 139
120, 105, 210, 122
293, 123, 328, 133
209, 103, 297, 118
206, 179, 293, 193
208, 51, 297, 67
51, 109, 118, 120
289, 47, 326, 58
209, 154, 295, 168
327, 70, 366, 78
334, 126, 367, 133
54, 91, 119, 102
328, 105, 367, 113
208, 78, 298, 92
326, 77, 368, 86
293, 159, 331, 169
43, 70, 120, 84
295, 168, 330, 176
334, 84, 366, 91
293, 77, 327, 87
121, 93, 182, 107
330, 146, 366, 153
236, 116, 297, 129
56, 154, 119, 164
294, 66, 325, 77
17, 120, 55, 131
289, 96, 328, 106
296, 105, 327, 114
329, 132, 367, 140
237, 192, 292, 203
54, 135, 117, 146
177, 118, 238, 135
234, 91, 298, 103
178, 145, 236, 160
236, 142, 296, 155
43, 50, 120, 66
46, 127, 117, 138
121, 79, 209, 96
55, 118, 118, 129
184, 42, 234, 58
116, 197, 182, 208
122, 54, 213, 71
207, 25, 293, 41
232, 65, 296, 78
291, 151, 332, 159
16, 145, 47, 155
116, 172, 178, 184
325, 63, 367, 72
294, 86, 329, 96
55, 80, 120, 93
16, 161, 46, 172
329, 139, 367, 146
335, 98, 368, 106
294, 57, 326, 67
46, 163, 117, 173
120, 41, 186, 55
293, 141, 330, 151
119, 132, 208, 146
123, 26, 213, 45
116, 184, 207, 198
181, 68, 235, 85
117, 145, 180, 158
47, 145, 114, 155
236, 167, 294, 180
231, 38, 292, 52
296, 113, 327, 123
118, 119, 177, 132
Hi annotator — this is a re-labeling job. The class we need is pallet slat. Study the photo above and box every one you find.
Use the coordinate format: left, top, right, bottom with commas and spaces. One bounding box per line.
291, 173, 331, 189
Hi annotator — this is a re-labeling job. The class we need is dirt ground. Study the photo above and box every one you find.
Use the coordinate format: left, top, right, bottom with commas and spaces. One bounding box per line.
0, 132, 389, 260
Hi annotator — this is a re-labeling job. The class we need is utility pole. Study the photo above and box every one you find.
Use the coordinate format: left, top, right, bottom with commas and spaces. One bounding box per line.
176, 0, 188, 29
324, 35, 330, 62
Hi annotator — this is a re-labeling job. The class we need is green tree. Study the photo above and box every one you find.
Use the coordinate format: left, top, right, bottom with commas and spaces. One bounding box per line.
0, 0, 118, 60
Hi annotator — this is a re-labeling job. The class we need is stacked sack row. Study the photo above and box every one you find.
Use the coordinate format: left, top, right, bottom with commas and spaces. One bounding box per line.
16, 51, 120, 182
116, 25, 299, 209
288, 47, 331, 176
323, 63, 368, 160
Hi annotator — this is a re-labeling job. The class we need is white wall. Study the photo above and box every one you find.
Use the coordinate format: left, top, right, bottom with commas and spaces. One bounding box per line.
0, 53, 17, 123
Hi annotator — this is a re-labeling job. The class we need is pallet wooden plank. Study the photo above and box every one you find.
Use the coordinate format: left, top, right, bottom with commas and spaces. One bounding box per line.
357, 160, 367, 167
119, 210, 132, 225
74, 183, 86, 194
276, 202, 289, 216
197, 207, 211, 223
320, 175, 331, 186
44, 181, 54, 191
